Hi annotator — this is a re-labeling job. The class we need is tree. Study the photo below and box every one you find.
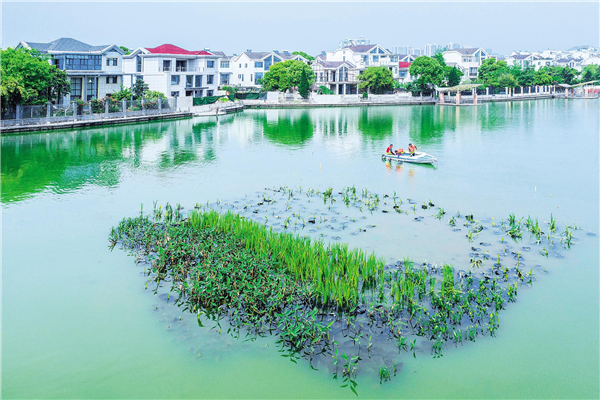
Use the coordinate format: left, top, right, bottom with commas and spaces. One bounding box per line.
1, 47, 71, 111
534, 70, 553, 86
581, 65, 600, 82
409, 56, 444, 92
119, 46, 131, 55
261, 60, 314, 92
433, 52, 446, 67
447, 67, 463, 87
111, 85, 133, 101
477, 58, 508, 87
145, 90, 166, 100
292, 51, 315, 64
357, 66, 395, 94
132, 79, 149, 99
298, 68, 310, 98
498, 73, 518, 88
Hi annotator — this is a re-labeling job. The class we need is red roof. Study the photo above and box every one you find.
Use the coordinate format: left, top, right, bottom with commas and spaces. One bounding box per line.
398, 62, 412, 68
145, 44, 213, 56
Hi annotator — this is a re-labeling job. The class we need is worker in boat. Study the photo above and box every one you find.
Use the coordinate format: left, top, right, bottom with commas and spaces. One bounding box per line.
395, 147, 405, 155
386, 144, 395, 155
408, 143, 418, 156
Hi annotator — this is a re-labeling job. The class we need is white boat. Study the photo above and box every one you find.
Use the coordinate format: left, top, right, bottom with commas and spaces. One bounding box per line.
381, 151, 438, 164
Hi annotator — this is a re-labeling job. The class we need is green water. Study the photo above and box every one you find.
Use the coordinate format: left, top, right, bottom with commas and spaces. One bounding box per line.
2, 100, 598, 399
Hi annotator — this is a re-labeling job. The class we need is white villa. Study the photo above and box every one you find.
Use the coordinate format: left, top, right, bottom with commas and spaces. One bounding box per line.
442, 47, 490, 80
17, 37, 125, 103
224, 50, 307, 89
312, 43, 415, 93
122, 44, 220, 98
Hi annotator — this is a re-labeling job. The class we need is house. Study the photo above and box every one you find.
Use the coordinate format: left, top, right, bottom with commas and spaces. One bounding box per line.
313, 44, 409, 91
16, 37, 125, 103
122, 44, 219, 98
226, 50, 307, 89
505, 53, 534, 68
394, 54, 416, 83
442, 48, 490, 80
312, 60, 359, 94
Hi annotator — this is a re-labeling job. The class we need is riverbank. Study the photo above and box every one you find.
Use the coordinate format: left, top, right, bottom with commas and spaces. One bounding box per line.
0, 111, 192, 134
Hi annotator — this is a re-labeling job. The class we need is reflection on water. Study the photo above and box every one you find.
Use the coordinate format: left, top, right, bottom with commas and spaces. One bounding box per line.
0, 100, 592, 205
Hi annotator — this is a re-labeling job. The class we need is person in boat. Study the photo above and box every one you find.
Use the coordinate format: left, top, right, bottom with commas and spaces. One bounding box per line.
395, 147, 405, 155
408, 143, 418, 156
386, 144, 395, 155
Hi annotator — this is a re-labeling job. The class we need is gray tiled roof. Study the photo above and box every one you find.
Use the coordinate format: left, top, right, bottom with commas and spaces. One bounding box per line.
24, 37, 110, 53
452, 48, 481, 55
343, 45, 377, 53
211, 51, 229, 59
510, 54, 531, 60
318, 61, 355, 69
244, 52, 272, 60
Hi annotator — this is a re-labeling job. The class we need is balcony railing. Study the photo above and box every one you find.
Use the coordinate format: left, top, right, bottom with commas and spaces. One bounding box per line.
159, 67, 204, 72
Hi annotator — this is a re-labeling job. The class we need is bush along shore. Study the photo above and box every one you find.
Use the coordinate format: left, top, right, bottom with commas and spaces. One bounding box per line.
109, 187, 585, 394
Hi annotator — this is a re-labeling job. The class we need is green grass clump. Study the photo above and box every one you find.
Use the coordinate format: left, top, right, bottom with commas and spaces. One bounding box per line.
188, 210, 385, 310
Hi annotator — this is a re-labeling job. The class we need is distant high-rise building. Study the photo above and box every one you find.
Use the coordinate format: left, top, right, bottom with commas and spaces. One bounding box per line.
339, 37, 370, 49
393, 46, 409, 54
425, 43, 443, 56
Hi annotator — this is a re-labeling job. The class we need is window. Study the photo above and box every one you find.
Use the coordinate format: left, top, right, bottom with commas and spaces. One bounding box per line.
70, 77, 82, 98
207, 90, 214, 96
65, 55, 102, 71
106, 76, 118, 84
171, 75, 180, 85
250, 74, 253, 82
254, 61, 263, 68
220, 73, 229, 85
171, 91, 180, 97
86, 77, 96, 100
220, 61, 230, 68
255, 72, 263, 83
106, 58, 118, 66
207, 60, 214, 68
207, 75, 214, 84
186, 75, 193, 88
186, 91, 193, 97
373, 55, 379, 62
136, 56, 142, 72
239, 64, 242, 68
195, 75, 202, 87
196, 90, 204, 97
163, 60, 171, 71
319, 72, 323, 82
245, 63, 248, 68
398, 71, 407, 78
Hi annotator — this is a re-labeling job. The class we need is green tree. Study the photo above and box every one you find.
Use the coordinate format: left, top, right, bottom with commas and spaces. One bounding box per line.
409, 56, 444, 92
145, 90, 166, 100
119, 46, 131, 55
292, 51, 315, 64
261, 60, 314, 92
298, 68, 310, 98
447, 67, 463, 87
357, 66, 395, 94
477, 58, 508, 87
581, 65, 600, 82
498, 73, 518, 88
534, 70, 553, 86
132, 79, 149, 99
1, 47, 71, 110
433, 52, 446, 67
111, 85, 133, 101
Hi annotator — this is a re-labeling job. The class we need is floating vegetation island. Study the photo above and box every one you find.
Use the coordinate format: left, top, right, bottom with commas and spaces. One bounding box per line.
109, 186, 585, 394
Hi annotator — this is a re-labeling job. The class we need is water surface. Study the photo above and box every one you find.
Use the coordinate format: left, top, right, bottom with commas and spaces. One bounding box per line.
2, 100, 598, 398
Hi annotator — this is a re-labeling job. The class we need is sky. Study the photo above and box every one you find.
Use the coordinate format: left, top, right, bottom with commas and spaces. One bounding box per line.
2, 1, 598, 56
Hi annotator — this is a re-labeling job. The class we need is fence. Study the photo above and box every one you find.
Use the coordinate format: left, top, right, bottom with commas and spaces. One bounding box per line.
1, 98, 178, 128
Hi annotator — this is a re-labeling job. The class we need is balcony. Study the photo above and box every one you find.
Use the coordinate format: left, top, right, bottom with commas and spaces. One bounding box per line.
159, 67, 202, 72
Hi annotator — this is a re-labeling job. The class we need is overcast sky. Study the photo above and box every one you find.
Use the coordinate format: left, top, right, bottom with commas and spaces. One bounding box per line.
2, 1, 598, 56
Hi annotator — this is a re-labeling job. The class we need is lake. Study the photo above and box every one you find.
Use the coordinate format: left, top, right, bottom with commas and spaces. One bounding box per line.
2, 99, 598, 398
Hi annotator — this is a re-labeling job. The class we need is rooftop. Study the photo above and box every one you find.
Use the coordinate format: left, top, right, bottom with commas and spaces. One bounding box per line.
21, 37, 110, 53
